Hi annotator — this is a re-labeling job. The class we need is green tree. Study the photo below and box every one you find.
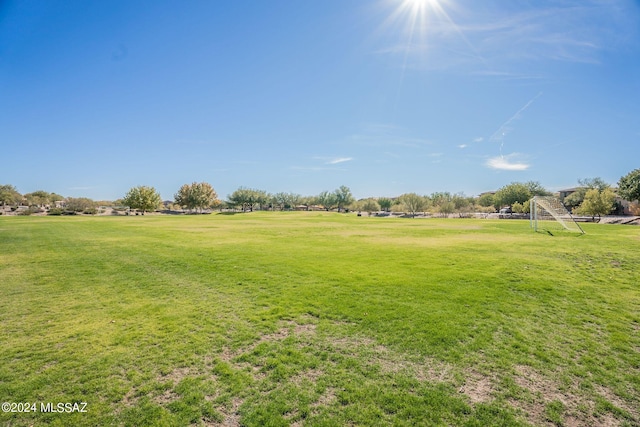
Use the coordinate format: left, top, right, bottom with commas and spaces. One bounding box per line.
399, 193, 427, 217
360, 198, 380, 216
174, 182, 219, 212
65, 197, 97, 213
476, 193, 495, 208
24, 190, 52, 207
437, 201, 455, 217
563, 177, 610, 211
525, 181, 551, 196
272, 192, 301, 211
228, 187, 267, 212
430, 192, 451, 208
563, 190, 587, 211
579, 177, 609, 192
317, 191, 338, 211
0, 185, 22, 206
123, 186, 162, 214
576, 188, 616, 220
378, 198, 393, 212
300, 195, 318, 211
452, 193, 471, 212
272, 192, 288, 211
511, 201, 524, 213
334, 185, 355, 212
618, 169, 640, 202
493, 182, 536, 210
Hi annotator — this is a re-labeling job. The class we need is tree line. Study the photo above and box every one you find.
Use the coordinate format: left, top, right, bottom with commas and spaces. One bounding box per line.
2, 168, 639, 217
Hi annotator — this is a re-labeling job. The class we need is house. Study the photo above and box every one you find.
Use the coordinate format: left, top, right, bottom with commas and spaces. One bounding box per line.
558, 188, 579, 202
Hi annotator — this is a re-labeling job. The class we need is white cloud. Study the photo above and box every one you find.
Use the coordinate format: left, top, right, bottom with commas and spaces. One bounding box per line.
326, 157, 353, 165
473, 137, 484, 143
458, 144, 468, 149
486, 155, 530, 171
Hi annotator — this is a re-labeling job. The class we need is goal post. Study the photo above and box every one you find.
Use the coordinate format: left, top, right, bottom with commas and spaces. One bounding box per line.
530, 196, 585, 234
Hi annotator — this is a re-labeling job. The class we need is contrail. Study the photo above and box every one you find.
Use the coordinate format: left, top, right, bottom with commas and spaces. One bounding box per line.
490, 92, 542, 156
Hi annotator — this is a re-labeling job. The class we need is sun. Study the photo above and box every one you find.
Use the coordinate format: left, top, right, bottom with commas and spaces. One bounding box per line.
381, 0, 454, 49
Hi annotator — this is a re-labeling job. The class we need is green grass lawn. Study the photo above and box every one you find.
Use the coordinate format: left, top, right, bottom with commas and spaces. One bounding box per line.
1, 212, 639, 426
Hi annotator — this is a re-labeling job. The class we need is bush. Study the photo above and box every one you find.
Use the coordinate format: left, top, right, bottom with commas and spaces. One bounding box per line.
18, 207, 42, 216
48, 208, 64, 216
83, 207, 98, 215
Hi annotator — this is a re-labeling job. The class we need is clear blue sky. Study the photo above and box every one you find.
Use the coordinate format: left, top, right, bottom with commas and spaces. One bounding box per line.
2, 0, 639, 201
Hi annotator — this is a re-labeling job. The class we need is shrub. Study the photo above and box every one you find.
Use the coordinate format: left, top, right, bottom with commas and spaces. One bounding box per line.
48, 208, 64, 216
18, 207, 41, 216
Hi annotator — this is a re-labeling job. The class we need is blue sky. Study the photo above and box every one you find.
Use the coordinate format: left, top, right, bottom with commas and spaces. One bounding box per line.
2, 0, 639, 201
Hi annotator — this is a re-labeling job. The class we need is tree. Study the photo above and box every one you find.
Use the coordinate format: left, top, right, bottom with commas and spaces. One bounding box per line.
272, 192, 302, 211
563, 190, 587, 211
378, 198, 393, 212
123, 186, 162, 214
24, 190, 52, 206
0, 185, 22, 206
576, 188, 616, 220
493, 182, 536, 210
360, 198, 380, 216
399, 193, 427, 217
272, 192, 288, 211
525, 181, 551, 197
228, 187, 268, 212
476, 193, 494, 208
317, 191, 338, 211
65, 197, 96, 213
578, 177, 609, 192
300, 195, 318, 211
174, 182, 219, 213
452, 193, 471, 212
618, 169, 640, 202
563, 177, 610, 211
511, 202, 524, 213
334, 185, 355, 212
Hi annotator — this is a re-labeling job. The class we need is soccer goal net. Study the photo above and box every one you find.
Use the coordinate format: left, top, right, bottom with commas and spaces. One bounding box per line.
530, 196, 585, 234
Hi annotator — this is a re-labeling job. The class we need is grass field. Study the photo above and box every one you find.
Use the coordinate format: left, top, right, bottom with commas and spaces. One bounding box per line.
1, 212, 639, 426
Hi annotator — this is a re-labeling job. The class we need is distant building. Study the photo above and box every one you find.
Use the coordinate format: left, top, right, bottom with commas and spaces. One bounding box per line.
558, 188, 579, 202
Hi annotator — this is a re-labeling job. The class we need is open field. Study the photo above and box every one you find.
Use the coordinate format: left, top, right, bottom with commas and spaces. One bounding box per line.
1, 212, 639, 426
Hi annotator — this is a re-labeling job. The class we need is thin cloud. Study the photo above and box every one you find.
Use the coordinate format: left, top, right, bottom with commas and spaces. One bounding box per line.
326, 157, 353, 165
458, 144, 468, 149
291, 166, 337, 172
473, 137, 484, 143
486, 155, 530, 171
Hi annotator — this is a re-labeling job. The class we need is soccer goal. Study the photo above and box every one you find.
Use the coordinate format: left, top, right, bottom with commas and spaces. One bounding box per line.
530, 196, 585, 234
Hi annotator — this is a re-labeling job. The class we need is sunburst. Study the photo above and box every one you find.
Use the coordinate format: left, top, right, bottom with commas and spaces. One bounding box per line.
382, 0, 453, 48
377, 0, 485, 100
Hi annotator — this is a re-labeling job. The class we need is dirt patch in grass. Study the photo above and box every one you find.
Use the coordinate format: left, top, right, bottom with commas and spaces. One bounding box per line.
312, 387, 337, 408
153, 389, 180, 405
289, 368, 323, 387
594, 384, 639, 421
459, 371, 494, 404
161, 366, 194, 384
208, 397, 243, 427
509, 365, 638, 427
327, 332, 453, 384
511, 365, 577, 425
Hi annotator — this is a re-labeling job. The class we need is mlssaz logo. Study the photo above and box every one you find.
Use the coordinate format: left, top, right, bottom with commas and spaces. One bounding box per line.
41, 402, 88, 413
